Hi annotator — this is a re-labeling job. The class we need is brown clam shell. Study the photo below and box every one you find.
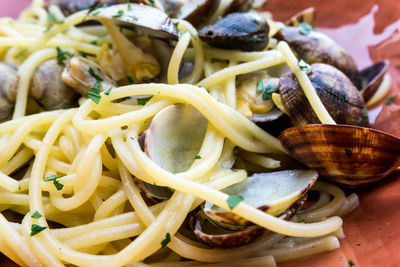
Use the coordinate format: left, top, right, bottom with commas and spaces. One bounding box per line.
275, 27, 361, 88
182, 0, 221, 28
278, 63, 367, 126
285, 7, 316, 27
279, 124, 400, 187
194, 195, 307, 248
360, 60, 389, 103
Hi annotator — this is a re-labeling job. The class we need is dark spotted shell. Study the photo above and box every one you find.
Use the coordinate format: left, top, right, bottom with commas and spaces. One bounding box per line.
275, 27, 361, 88
278, 63, 367, 126
199, 12, 270, 51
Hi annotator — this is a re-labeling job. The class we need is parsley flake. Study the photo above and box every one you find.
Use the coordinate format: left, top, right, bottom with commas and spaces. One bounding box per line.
112, 10, 124, 18
30, 224, 47, 236
299, 219, 305, 224
340, 49, 347, 55
138, 99, 147, 106
31, 211, 42, 219
44, 175, 65, 190
345, 148, 352, 157
299, 22, 313, 36
256, 80, 264, 93
127, 76, 134, 83
90, 40, 99, 46
348, 259, 355, 267
88, 67, 103, 82
15, 47, 28, 59
262, 85, 276, 100
86, 82, 102, 104
194, 155, 201, 160
227, 195, 244, 210
298, 59, 312, 73
173, 22, 179, 29
56, 47, 73, 64
79, 51, 87, 58
127, 0, 132, 11
47, 12, 56, 23
149, 0, 155, 7
104, 87, 112, 95
161, 232, 171, 247
386, 96, 395, 105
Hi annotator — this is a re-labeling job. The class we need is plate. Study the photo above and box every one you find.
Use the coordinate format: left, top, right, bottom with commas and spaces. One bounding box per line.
2, 1, 400, 266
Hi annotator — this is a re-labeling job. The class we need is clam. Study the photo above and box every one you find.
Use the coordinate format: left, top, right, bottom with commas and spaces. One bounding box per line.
277, 63, 367, 126
30, 59, 79, 110
194, 194, 306, 248
285, 7, 316, 27
62, 55, 116, 95
203, 169, 318, 230
94, 4, 178, 39
140, 104, 208, 199
279, 124, 400, 187
177, 0, 221, 28
199, 12, 270, 51
275, 27, 361, 88
359, 60, 390, 103
0, 63, 18, 121
44, 0, 118, 16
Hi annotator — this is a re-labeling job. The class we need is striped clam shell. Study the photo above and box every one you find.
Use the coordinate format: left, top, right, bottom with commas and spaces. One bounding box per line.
280, 124, 400, 187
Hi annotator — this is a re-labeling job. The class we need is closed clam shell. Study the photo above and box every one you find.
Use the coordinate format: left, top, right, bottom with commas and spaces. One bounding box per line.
360, 60, 389, 103
194, 195, 307, 248
278, 63, 367, 126
279, 124, 400, 187
199, 12, 270, 51
275, 27, 361, 88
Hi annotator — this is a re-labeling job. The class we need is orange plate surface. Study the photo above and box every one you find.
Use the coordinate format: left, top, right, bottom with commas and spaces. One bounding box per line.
2, 0, 400, 266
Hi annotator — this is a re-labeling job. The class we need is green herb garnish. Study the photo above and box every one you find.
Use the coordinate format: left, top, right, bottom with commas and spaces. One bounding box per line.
44, 175, 64, 190
340, 49, 347, 55
30, 224, 47, 236
227, 195, 244, 210
348, 259, 355, 267
47, 12, 56, 23
79, 51, 87, 58
127, 76, 134, 83
256, 80, 264, 93
31, 211, 42, 219
194, 155, 201, 160
298, 59, 312, 73
127, 0, 132, 11
90, 40, 99, 46
104, 87, 112, 95
149, 0, 155, 7
386, 96, 395, 105
86, 82, 102, 104
345, 148, 352, 157
299, 219, 305, 224
15, 47, 28, 59
138, 99, 147, 106
112, 10, 124, 18
161, 232, 171, 247
56, 47, 73, 64
173, 22, 179, 28
299, 22, 313, 36
88, 67, 103, 82
262, 85, 276, 100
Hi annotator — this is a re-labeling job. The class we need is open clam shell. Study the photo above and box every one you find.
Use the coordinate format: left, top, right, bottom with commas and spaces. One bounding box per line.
145, 103, 208, 173
195, 195, 307, 248
141, 104, 208, 200
95, 4, 178, 39
285, 7, 316, 27
360, 60, 389, 103
204, 170, 318, 230
279, 124, 400, 187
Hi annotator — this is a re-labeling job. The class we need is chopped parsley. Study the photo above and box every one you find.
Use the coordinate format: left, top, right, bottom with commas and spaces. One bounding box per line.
90, 40, 99, 46
299, 22, 314, 36
362, 108, 368, 118
44, 175, 64, 191
104, 87, 112, 95
345, 148, 352, 157
87, 4, 108, 15
127, 76, 134, 83
173, 22, 179, 29
30, 224, 47, 236
88, 67, 104, 82
256, 80, 276, 100
298, 59, 312, 73
161, 232, 171, 247
79, 51, 88, 58
47, 12, 57, 23
137, 99, 147, 106
348, 259, 355, 267
149, 0, 155, 7
129, 15, 138, 21
340, 49, 347, 55
194, 155, 201, 160
56, 47, 73, 64
227, 195, 244, 210
299, 219, 305, 224
86, 81, 102, 104
31, 211, 42, 219
386, 96, 395, 105
130, 137, 135, 141
112, 10, 124, 18
127, 0, 132, 11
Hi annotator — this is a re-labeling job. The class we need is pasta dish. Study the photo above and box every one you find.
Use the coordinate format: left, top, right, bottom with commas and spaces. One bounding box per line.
0, 0, 392, 266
